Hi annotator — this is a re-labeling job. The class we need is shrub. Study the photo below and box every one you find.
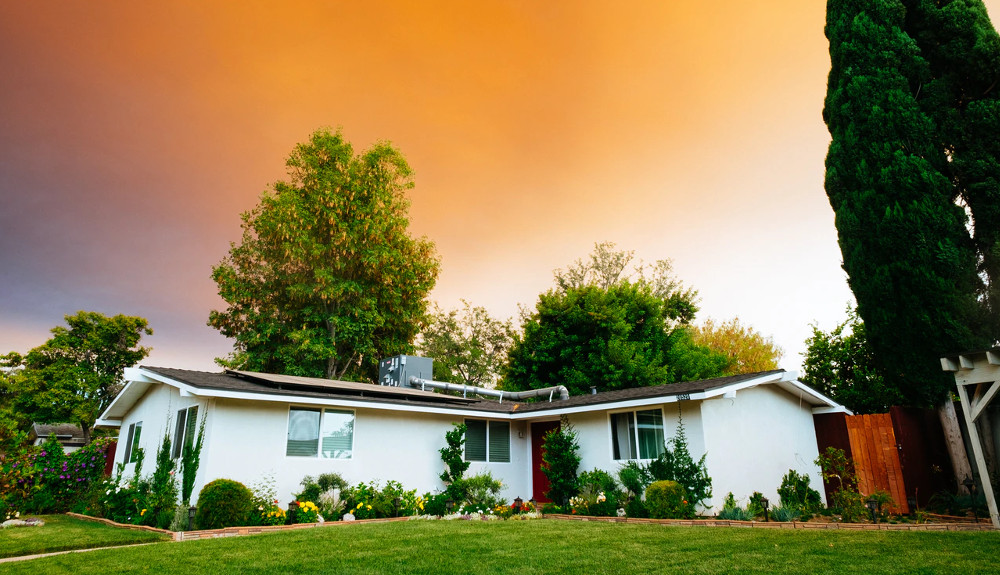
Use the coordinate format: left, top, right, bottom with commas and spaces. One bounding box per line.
770, 505, 800, 522
463, 472, 504, 508
194, 478, 253, 529
777, 469, 822, 515
296, 473, 349, 505
625, 498, 648, 518
747, 491, 767, 518
422, 492, 451, 516
147, 432, 178, 529
180, 415, 206, 505
248, 474, 284, 526
645, 480, 690, 519
572, 469, 622, 516
617, 460, 652, 501
440, 423, 471, 502
291, 501, 319, 524
542, 416, 581, 507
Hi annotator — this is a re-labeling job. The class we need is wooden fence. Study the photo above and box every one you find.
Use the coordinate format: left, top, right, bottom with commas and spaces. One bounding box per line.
845, 413, 908, 514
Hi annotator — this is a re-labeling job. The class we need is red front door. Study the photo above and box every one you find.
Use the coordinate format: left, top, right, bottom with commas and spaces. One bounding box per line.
530, 420, 561, 502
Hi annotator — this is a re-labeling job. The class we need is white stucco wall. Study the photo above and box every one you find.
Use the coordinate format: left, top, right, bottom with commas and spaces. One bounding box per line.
699, 385, 825, 511
112, 383, 207, 487
200, 398, 532, 504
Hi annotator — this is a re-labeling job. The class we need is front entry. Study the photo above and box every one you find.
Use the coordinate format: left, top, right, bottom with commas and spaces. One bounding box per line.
530, 420, 561, 502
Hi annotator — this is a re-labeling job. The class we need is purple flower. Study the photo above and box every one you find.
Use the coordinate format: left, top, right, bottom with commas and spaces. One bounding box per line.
41, 451, 47, 456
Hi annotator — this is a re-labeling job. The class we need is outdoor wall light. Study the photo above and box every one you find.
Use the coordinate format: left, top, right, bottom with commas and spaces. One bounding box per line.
513, 496, 523, 512
188, 505, 196, 531
963, 476, 978, 521
865, 497, 879, 524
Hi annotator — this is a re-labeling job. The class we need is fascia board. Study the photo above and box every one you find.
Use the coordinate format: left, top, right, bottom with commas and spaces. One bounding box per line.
509, 393, 705, 420
698, 373, 784, 400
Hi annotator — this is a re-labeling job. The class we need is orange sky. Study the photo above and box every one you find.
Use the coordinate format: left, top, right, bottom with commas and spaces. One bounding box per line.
2, 1, 997, 373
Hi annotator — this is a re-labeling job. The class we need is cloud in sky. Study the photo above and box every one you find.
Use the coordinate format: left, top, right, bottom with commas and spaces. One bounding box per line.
4, 1, 995, 373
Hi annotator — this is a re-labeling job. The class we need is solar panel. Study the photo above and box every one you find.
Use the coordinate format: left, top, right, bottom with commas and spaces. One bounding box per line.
225, 370, 479, 403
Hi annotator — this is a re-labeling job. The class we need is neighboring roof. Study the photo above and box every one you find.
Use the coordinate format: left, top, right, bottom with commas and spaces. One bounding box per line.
31, 423, 86, 444
97, 365, 846, 426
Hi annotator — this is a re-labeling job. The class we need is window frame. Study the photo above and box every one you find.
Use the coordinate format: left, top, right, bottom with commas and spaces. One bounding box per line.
463, 418, 511, 463
609, 407, 665, 461
123, 421, 143, 464
285, 406, 355, 459
171, 405, 200, 460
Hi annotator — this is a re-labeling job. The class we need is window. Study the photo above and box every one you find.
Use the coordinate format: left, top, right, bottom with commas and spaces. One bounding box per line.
464, 419, 510, 463
171, 405, 199, 459
122, 421, 143, 463
286, 407, 354, 459
610, 409, 664, 460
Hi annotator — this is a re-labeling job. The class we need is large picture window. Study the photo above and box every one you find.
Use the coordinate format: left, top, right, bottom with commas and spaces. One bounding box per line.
464, 419, 510, 463
610, 409, 664, 460
171, 405, 199, 459
286, 407, 354, 459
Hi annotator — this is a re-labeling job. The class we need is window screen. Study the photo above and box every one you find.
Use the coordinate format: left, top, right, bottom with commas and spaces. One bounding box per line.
286, 408, 321, 457
465, 419, 488, 461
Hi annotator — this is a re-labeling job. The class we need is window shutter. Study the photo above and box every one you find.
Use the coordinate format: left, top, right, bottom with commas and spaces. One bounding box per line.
172, 409, 187, 459
185, 406, 199, 449
488, 421, 510, 462
286, 408, 320, 457
465, 420, 487, 461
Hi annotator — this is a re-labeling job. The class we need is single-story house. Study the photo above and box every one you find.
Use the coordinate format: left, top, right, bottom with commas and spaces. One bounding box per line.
96, 361, 847, 512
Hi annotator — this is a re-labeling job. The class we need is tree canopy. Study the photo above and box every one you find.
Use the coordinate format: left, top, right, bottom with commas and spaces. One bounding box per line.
824, 0, 992, 407
504, 244, 727, 396
690, 317, 783, 375
1, 311, 152, 443
208, 129, 440, 381
801, 308, 900, 414
417, 301, 514, 388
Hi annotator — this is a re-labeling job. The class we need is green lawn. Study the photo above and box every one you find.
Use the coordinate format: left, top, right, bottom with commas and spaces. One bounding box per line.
3, 519, 998, 574
0, 515, 169, 559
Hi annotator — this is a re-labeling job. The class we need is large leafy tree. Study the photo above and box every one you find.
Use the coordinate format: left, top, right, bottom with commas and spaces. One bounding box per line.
690, 317, 783, 375
209, 129, 440, 381
801, 308, 900, 414
3, 311, 152, 443
824, 0, 988, 409
417, 301, 514, 388
505, 244, 726, 396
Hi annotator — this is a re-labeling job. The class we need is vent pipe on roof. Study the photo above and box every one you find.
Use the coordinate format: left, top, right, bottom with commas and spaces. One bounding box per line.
408, 377, 570, 403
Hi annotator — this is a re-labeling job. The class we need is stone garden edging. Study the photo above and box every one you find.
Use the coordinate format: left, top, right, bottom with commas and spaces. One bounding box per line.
543, 513, 996, 531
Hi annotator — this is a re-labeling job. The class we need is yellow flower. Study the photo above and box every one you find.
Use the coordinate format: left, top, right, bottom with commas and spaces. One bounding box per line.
140, 509, 146, 516
357, 503, 363, 509
366, 505, 372, 510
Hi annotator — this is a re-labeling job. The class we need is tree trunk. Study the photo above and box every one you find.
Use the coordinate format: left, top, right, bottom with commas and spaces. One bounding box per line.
81, 421, 92, 445
939, 399, 973, 488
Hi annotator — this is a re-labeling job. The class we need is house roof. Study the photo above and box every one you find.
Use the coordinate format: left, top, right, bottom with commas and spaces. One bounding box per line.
97, 364, 846, 426
30, 423, 86, 444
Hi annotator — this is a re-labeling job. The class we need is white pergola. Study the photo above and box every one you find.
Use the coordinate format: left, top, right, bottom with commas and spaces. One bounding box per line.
942, 349, 1000, 528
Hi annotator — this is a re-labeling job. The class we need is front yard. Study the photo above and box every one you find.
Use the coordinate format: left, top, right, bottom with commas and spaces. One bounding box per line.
0, 514, 169, 559
2, 518, 998, 574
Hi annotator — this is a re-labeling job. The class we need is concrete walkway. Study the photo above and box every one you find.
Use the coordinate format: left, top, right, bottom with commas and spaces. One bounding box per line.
0, 542, 161, 564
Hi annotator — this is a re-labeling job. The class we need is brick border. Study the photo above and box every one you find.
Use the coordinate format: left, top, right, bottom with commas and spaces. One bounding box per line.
66, 512, 411, 541
542, 513, 996, 531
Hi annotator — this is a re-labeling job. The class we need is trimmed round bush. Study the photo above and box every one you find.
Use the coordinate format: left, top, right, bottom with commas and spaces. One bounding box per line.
195, 479, 254, 529
645, 480, 690, 519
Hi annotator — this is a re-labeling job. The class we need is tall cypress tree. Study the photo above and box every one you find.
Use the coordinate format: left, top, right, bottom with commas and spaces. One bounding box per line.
904, 0, 1000, 335
824, 0, 985, 408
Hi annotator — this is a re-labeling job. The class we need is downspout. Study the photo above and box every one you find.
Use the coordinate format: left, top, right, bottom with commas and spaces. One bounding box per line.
408, 377, 570, 402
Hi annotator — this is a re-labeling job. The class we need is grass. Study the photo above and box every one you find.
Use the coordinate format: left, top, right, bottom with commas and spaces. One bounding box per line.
0, 515, 169, 559
2, 519, 998, 573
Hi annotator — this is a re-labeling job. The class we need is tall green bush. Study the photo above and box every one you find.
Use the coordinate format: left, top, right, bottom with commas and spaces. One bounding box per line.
195, 478, 253, 529
777, 469, 822, 515
180, 414, 205, 505
542, 416, 581, 507
439, 423, 470, 502
148, 431, 178, 529
648, 415, 712, 510
645, 480, 690, 519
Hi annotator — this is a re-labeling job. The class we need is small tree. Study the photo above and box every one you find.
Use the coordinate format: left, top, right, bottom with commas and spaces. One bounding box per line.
149, 431, 178, 528
542, 416, 581, 507
439, 423, 470, 502
648, 413, 712, 511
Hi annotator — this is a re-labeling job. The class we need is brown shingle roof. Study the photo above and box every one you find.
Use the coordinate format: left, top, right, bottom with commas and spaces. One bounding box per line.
139, 366, 785, 415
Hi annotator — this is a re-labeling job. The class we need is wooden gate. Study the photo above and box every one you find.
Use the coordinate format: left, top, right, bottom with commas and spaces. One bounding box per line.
845, 413, 908, 514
